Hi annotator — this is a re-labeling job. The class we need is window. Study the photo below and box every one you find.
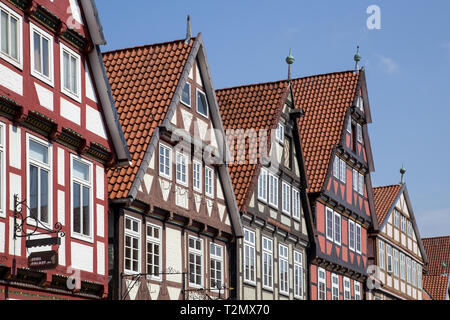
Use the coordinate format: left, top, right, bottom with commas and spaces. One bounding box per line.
188, 236, 203, 287
333, 155, 339, 179
407, 221, 413, 237
393, 248, 399, 277
27, 136, 52, 227
401, 216, 407, 233
412, 260, 416, 287
60, 44, 81, 101
210, 243, 223, 290
394, 210, 400, 228
326, 207, 334, 241
71, 156, 92, 239
356, 224, 362, 254
358, 173, 364, 196
348, 220, 355, 251
146, 224, 161, 279
379, 240, 385, 270
292, 188, 301, 220
343, 277, 351, 300
159, 143, 172, 179
386, 244, 392, 273
417, 265, 422, 288
340, 159, 346, 183
0, 3, 21, 67
347, 117, 352, 133
262, 237, 273, 289
193, 160, 202, 192
354, 282, 361, 300
268, 172, 278, 208
294, 251, 303, 299
196, 89, 208, 117
356, 123, 362, 143
276, 123, 284, 143
406, 257, 411, 284
400, 252, 406, 280
279, 244, 289, 295
205, 167, 214, 198
352, 169, 358, 192
334, 212, 341, 245
282, 182, 291, 215
176, 152, 188, 186
30, 23, 53, 85
318, 268, 326, 300
258, 168, 267, 202
356, 96, 364, 111
124, 216, 140, 274
181, 82, 191, 107
283, 137, 292, 168
243, 229, 256, 284
0, 122, 5, 218
331, 274, 339, 300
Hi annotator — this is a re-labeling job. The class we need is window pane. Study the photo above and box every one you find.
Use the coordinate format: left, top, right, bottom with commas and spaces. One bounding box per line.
1, 11, 8, 54
42, 37, 49, 77
181, 83, 190, 105
0, 152, 2, 210
33, 32, 41, 73
40, 169, 48, 223
73, 182, 81, 233
63, 51, 70, 90
10, 16, 17, 59
73, 160, 90, 182
82, 186, 90, 236
70, 55, 78, 94
29, 165, 38, 219
197, 91, 208, 116
29, 140, 48, 164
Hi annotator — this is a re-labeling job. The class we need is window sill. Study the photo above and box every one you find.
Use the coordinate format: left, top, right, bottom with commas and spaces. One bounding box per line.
243, 280, 256, 287
0, 54, 23, 71
31, 71, 54, 88
71, 232, 94, 244
61, 89, 82, 104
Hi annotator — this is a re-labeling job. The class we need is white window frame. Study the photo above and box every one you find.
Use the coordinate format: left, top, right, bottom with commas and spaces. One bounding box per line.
292, 187, 301, 221
294, 251, 303, 299
356, 123, 362, 143
400, 252, 406, 280
188, 236, 204, 288
0, 2, 22, 68
401, 215, 407, 233
60, 43, 82, 102
262, 237, 273, 290
192, 159, 202, 192
268, 172, 278, 209
243, 228, 256, 285
334, 212, 341, 245
30, 23, 53, 86
181, 82, 191, 107
379, 240, 385, 270
281, 182, 291, 216
210, 242, 224, 291
70, 154, 93, 242
358, 173, 364, 196
352, 169, 358, 192
339, 159, 346, 183
394, 210, 400, 228
386, 244, 393, 273
412, 260, 416, 287
26, 134, 53, 229
407, 221, 413, 237
124, 215, 141, 274
276, 123, 285, 143
343, 277, 351, 300
326, 207, 334, 242
146, 223, 162, 281
354, 281, 361, 300
258, 168, 268, 203
278, 244, 289, 296
318, 267, 326, 300
417, 265, 422, 289
205, 166, 214, 198
346, 116, 352, 133
406, 256, 411, 284
393, 248, 399, 277
159, 143, 172, 180
356, 224, 362, 254
175, 152, 188, 187
348, 220, 355, 251
0, 122, 5, 218
196, 88, 208, 118
331, 273, 339, 300
333, 155, 339, 179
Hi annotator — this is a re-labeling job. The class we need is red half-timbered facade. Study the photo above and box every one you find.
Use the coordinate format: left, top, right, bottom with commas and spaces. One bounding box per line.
290, 69, 378, 300
0, 0, 129, 300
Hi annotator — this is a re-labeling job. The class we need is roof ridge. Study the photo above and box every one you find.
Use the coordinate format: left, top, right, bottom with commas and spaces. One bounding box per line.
102, 37, 196, 55
373, 184, 402, 189
423, 235, 450, 240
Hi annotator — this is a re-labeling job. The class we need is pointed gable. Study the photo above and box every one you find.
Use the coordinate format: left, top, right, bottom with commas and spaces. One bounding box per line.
103, 39, 195, 199
373, 184, 403, 226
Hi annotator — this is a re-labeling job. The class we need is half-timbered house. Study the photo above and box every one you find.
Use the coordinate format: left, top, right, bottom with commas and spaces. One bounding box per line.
0, 0, 130, 300
291, 68, 378, 300
216, 81, 314, 300
103, 34, 243, 300
369, 183, 427, 300
422, 236, 450, 300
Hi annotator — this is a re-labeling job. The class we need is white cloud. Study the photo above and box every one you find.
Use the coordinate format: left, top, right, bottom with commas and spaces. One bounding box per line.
416, 208, 450, 238
377, 55, 399, 75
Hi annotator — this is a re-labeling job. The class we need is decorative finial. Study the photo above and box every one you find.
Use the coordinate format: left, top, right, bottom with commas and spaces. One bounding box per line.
286, 49, 295, 81
354, 46, 361, 71
185, 15, 192, 44
400, 164, 406, 184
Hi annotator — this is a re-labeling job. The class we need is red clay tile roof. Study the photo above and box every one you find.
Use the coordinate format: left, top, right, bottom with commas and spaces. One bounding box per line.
291, 71, 360, 193
216, 81, 289, 210
103, 39, 195, 199
423, 274, 449, 300
372, 184, 403, 226
423, 236, 450, 275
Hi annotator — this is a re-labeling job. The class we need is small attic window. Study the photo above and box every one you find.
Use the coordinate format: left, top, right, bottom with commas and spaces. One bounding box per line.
196, 89, 208, 118
276, 123, 284, 143
356, 96, 364, 112
181, 82, 191, 107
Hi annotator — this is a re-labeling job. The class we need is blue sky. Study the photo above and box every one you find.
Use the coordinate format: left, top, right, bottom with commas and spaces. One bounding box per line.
96, 0, 450, 238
